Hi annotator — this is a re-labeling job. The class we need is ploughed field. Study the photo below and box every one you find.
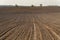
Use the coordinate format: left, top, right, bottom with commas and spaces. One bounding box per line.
0, 12, 60, 40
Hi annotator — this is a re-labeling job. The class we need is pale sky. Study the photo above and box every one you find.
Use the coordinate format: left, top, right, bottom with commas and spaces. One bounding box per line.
0, 0, 60, 6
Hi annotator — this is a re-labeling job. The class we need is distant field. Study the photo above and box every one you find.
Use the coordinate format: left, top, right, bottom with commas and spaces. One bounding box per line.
0, 6, 60, 13
0, 7, 60, 40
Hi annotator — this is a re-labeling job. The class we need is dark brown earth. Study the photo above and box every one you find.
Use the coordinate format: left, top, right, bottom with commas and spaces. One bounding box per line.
0, 7, 60, 40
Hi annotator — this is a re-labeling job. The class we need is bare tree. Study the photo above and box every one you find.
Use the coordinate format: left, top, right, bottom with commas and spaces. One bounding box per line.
31, 5, 34, 7
15, 4, 18, 7
40, 4, 43, 7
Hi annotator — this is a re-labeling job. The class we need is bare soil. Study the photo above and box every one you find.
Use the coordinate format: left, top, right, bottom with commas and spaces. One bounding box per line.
0, 7, 60, 40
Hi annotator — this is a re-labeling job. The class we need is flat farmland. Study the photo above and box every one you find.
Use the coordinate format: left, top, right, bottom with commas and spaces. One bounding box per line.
0, 12, 60, 40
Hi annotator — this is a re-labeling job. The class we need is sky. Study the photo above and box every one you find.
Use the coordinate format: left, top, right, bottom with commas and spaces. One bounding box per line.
0, 0, 60, 6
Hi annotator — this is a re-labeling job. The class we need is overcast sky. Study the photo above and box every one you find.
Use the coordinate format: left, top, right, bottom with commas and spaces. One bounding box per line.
0, 0, 60, 6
